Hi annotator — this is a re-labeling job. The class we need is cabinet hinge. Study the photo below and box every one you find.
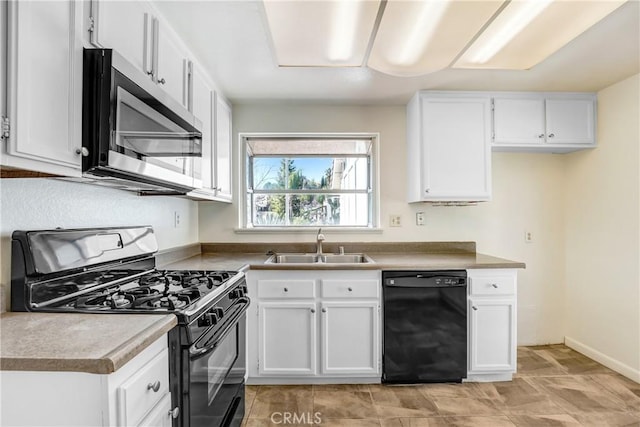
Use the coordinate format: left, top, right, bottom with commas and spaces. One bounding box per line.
88, 16, 96, 33
491, 99, 495, 111
1, 116, 10, 141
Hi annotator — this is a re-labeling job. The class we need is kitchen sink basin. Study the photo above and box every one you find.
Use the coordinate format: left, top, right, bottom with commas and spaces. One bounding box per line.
272, 254, 319, 263
266, 253, 374, 264
319, 254, 371, 263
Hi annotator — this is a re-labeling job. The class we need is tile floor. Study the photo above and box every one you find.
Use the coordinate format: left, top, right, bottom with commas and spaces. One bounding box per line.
241, 345, 640, 426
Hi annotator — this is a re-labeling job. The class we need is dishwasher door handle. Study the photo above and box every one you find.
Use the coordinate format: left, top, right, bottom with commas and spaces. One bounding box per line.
384, 280, 466, 288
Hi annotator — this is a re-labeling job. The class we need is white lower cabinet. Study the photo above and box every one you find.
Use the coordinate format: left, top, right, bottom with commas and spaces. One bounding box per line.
247, 270, 381, 383
0, 335, 174, 426
321, 301, 379, 375
259, 302, 317, 376
467, 269, 517, 381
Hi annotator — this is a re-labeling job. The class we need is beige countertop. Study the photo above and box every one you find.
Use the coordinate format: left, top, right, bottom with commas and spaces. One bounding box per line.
0, 312, 177, 374
162, 251, 525, 271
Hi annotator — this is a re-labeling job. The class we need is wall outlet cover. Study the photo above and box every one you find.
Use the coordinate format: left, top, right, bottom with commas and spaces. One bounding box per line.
390, 215, 402, 227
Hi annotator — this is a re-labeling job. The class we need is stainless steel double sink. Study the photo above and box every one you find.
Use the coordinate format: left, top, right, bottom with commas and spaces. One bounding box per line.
265, 253, 374, 264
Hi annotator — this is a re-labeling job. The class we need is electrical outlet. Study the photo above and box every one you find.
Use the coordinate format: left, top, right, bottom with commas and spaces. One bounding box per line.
416, 212, 425, 226
174, 211, 181, 228
390, 215, 402, 227
525, 231, 533, 243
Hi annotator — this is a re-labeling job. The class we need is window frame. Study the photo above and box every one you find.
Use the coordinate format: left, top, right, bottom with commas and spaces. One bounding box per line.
238, 132, 380, 231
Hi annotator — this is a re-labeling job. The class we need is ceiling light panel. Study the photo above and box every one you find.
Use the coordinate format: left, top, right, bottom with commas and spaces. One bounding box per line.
367, 0, 506, 77
263, 0, 381, 67
454, 0, 628, 70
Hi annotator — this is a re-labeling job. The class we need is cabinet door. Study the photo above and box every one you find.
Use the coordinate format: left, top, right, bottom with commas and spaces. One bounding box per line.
155, 22, 188, 108
545, 98, 595, 145
191, 64, 214, 191
4, 0, 83, 175
420, 96, 491, 201
93, 0, 154, 77
493, 97, 546, 145
214, 93, 233, 201
469, 298, 516, 372
320, 301, 379, 375
138, 393, 172, 427
259, 302, 317, 376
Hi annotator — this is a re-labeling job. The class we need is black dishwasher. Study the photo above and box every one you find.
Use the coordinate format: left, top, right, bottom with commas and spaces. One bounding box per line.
382, 270, 467, 383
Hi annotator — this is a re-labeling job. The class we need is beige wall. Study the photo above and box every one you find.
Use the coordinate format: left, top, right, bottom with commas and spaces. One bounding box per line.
0, 179, 199, 311
564, 73, 640, 381
199, 103, 568, 345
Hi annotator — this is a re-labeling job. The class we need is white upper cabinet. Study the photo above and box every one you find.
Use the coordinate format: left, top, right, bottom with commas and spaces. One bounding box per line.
90, 1, 154, 78
186, 64, 234, 203
90, 1, 189, 108
492, 93, 596, 152
407, 92, 492, 203
545, 97, 595, 145
190, 62, 214, 191
214, 93, 233, 201
493, 96, 546, 145
2, 0, 83, 176
155, 21, 189, 108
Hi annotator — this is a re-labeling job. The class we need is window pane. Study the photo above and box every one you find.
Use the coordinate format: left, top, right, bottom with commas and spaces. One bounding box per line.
251, 157, 368, 190
251, 193, 369, 227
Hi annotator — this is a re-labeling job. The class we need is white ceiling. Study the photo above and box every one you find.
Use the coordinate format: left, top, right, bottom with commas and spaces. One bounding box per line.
155, 0, 640, 105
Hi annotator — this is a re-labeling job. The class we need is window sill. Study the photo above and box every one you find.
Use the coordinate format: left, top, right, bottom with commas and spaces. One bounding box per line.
234, 227, 383, 234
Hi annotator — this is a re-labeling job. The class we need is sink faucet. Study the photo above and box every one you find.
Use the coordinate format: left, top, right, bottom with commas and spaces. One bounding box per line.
316, 228, 325, 256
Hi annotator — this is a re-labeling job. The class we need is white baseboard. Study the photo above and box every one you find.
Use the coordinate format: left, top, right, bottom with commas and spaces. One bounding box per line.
564, 336, 640, 383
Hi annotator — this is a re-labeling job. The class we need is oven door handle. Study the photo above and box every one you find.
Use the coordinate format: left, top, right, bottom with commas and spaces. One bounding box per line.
189, 297, 250, 360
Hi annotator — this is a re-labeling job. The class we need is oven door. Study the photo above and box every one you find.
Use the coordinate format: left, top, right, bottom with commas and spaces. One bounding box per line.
187, 302, 248, 427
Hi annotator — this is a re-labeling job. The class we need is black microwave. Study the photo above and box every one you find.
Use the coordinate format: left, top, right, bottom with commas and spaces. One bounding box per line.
82, 48, 202, 193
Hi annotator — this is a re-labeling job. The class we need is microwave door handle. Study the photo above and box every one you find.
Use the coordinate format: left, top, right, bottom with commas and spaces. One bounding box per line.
189, 298, 250, 360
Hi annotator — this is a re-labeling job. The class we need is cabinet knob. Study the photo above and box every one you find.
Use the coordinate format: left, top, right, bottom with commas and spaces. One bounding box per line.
158, 78, 166, 85
538, 134, 545, 138
147, 380, 161, 392
548, 133, 555, 138
310, 308, 316, 313
348, 287, 353, 292
283, 287, 288, 292
472, 306, 478, 311
75, 147, 89, 157
425, 188, 430, 194
491, 283, 498, 288
168, 407, 180, 419
321, 308, 327, 313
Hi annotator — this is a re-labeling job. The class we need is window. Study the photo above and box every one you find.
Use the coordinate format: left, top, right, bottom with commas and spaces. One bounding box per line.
242, 134, 378, 228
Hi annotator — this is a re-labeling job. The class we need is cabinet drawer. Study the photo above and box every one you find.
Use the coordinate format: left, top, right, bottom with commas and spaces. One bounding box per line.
117, 349, 169, 426
470, 276, 515, 296
321, 280, 379, 299
258, 280, 315, 299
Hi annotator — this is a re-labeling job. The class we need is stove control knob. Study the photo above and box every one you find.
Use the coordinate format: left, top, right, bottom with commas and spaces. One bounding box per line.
229, 289, 243, 299
212, 307, 224, 319
197, 316, 212, 328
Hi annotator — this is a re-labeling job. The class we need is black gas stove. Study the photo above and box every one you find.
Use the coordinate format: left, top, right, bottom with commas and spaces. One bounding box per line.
10, 226, 248, 427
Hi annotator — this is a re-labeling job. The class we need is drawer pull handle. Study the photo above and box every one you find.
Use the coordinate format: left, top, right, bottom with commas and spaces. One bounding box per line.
168, 407, 180, 419
348, 287, 353, 292
147, 381, 161, 392
283, 287, 288, 292
472, 306, 478, 311
491, 283, 498, 288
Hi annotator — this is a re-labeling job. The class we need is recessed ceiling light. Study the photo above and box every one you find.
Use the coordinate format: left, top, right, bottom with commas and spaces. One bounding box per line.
367, 0, 506, 77
263, 0, 380, 67
454, 0, 628, 69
